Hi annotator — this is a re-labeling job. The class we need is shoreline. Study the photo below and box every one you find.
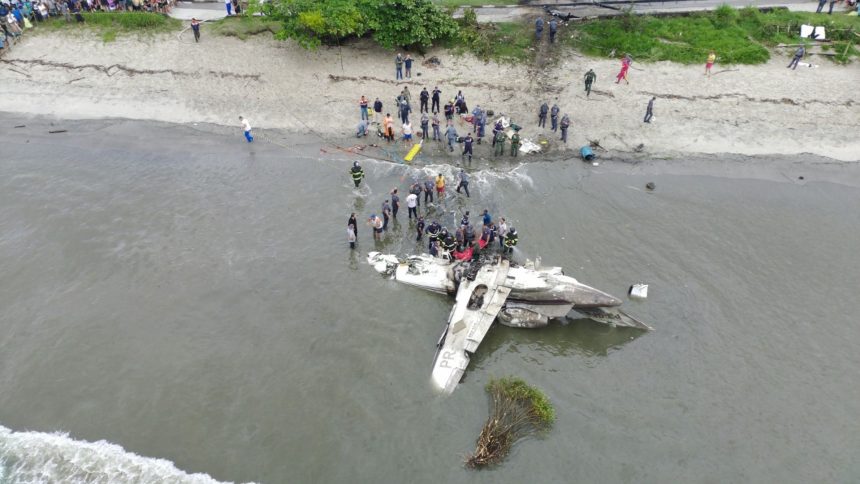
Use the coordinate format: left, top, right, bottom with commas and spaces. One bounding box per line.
6, 111, 859, 189
1, 31, 858, 162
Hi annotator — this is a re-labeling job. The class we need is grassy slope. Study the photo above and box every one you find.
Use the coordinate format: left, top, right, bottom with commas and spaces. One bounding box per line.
207, 16, 282, 40
38, 12, 181, 42
567, 7, 860, 64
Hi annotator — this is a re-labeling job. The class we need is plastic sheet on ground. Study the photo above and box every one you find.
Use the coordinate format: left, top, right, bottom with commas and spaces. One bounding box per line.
800, 25, 827, 40
519, 139, 541, 154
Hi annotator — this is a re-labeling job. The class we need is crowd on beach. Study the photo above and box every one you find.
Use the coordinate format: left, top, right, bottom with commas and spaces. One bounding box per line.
0, 0, 174, 51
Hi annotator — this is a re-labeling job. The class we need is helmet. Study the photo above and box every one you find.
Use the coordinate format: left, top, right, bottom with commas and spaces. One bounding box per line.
353, 161, 359, 167
509, 227, 516, 234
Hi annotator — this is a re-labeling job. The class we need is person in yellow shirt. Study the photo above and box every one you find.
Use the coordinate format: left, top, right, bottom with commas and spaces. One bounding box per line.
435, 174, 446, 200
705, 50, 716, 77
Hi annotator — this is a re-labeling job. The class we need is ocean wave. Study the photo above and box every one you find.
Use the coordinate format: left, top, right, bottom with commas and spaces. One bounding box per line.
0, 424, 242, 484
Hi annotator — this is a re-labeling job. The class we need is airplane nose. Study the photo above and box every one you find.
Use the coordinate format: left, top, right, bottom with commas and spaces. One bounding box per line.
571, 284, 623, 308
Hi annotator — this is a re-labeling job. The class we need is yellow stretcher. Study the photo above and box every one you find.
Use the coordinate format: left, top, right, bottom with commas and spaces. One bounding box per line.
403, 140, 423, 163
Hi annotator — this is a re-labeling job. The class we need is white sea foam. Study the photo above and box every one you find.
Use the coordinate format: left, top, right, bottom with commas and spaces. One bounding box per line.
0, 424, 242, 484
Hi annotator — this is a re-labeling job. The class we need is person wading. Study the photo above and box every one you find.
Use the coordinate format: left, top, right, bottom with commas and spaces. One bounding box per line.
350, 161, 365, 188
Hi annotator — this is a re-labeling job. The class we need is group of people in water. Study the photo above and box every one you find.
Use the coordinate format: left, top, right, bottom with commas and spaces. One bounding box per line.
347, 161, 519, 259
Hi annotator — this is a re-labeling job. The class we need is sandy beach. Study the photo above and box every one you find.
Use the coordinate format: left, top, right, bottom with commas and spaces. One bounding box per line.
1, 30, 858, 161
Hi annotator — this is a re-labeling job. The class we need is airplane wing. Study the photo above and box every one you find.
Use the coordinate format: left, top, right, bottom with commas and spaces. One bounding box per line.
431, 258, 511, 394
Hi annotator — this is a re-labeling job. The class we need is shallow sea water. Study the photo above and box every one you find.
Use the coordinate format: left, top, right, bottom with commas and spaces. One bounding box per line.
1, 116, 859, 483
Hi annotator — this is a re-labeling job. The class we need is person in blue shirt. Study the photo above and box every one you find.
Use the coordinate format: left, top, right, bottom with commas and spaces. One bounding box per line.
482, 209, 491, 227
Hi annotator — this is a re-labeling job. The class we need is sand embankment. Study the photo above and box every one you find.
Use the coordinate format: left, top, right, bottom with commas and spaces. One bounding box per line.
1, 31, 858, 161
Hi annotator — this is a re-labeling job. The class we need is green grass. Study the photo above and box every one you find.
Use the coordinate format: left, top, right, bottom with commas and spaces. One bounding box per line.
208, 16, 282, 40
568, 6, 860, 64
40, 12, 181, 39
101, 29, 117, 43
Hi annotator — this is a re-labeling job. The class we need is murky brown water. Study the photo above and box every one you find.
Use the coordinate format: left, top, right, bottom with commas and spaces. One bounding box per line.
2, 115, 859, 483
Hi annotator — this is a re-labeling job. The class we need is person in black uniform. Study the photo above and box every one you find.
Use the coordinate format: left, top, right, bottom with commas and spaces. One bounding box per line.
350, 161, 365, 188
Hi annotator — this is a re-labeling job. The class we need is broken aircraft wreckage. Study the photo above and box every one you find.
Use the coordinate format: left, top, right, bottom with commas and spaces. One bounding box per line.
367, 252, 652, 394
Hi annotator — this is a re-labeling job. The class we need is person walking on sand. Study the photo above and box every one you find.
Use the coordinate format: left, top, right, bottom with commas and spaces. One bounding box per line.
395, 53, 403, 80
405, 54, 413, 78
644, 97, 655, 123
535, 16, 544, 41
787, 45, 805, 69
239, 116, 253, 142
705, 50, 716, 76
190, 18, 201, 42
615, 54, 630, 84
550, 103, 560, 132
224, 0, 231, 15
549, 18, 558, 43
584, 69, 596, 96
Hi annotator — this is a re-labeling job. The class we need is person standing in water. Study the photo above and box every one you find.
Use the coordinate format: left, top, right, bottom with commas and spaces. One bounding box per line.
239, 116, 253, 142
350, 161, 365, 188
348, 213, 358, 240
347, 224, 356, 250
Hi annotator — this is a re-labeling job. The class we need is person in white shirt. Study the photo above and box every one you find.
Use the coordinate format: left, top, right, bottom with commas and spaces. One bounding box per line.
239, 116, 253, 142
406, 192, 418, 220
497, 217, 508, 249
402, 121, 413, 145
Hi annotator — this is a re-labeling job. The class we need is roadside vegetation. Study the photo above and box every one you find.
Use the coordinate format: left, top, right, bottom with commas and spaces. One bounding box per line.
568, 6, 860, 64
444, 8, 532, 62
250, 0, 457, 49
39, 12, 180, 42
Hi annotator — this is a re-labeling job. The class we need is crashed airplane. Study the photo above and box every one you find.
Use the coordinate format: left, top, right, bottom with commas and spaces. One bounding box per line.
368, 252, 651, 394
